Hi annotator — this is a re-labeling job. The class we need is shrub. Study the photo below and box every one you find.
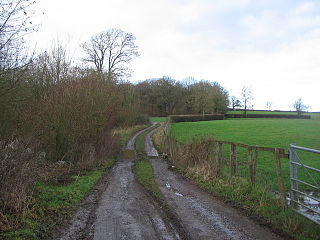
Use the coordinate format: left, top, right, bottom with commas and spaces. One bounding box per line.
27, 79, 121, 166
0, 137, 37, 215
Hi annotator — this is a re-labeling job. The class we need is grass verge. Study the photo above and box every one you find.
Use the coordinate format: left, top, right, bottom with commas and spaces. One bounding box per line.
187, 173, 320, 240
133, 124, 164, 201
1, 160, 115, 240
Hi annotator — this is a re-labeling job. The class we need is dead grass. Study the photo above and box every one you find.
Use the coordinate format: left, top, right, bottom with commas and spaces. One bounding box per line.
165, 137, 220, 179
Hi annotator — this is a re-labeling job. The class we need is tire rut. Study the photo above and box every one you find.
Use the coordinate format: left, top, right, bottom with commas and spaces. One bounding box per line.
53, 125, 181, 240
93, 160, 180, 240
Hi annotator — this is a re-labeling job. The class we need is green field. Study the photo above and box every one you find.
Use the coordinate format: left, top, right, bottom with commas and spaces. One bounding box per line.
149, 117, 167, 123
170, 118, 320, 148
227, 110, 320, 120
170, 118, 320, 191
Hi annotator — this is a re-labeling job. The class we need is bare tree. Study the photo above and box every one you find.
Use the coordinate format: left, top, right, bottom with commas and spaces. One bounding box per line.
230, 96, 241, 111
293, 98, 308, 116
81, 28, 139, 81
0, 0, 36, 70
29, 42, 72, 94
266, 101, 272, 111
241, 86, 253, 116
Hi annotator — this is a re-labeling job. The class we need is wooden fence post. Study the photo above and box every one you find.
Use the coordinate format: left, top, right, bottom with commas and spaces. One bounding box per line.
274, 148, 287, 207
230, 143, 237, 178
253, 149, 258, 182
248, 147, 258, 184
215, 142, 222, 177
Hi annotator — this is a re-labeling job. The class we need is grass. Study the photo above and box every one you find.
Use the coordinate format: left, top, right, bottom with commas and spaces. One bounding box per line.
170, 118, 320, 148
166, 118, 320, 239
227, 110, 320, 120
170, 118, 320, 190
149, 117, 167, 123
2, 160, 115, 240
133, 124, 164, 201
188, 173, 320, 240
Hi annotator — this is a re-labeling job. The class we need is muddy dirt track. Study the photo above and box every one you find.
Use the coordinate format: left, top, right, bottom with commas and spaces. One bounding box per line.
53, 125, 283, 240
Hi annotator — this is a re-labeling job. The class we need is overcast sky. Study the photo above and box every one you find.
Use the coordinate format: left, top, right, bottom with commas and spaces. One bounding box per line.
28, 0, 320, 111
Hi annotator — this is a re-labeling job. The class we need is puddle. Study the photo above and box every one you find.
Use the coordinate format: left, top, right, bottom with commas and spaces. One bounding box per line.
174, 192, 183, 197
303, 194, 319, 205
288, 191, 320, 224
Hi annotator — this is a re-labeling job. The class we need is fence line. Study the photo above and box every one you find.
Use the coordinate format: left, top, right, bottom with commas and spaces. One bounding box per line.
211, 139, 288, 206
165, 133, 289, 207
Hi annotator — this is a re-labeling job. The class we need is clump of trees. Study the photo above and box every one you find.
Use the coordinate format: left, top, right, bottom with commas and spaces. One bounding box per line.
229, 85, 254, 114
293, 98, 308, 116
241, 85, 253, 116
230, 96, 242, 111
135, 77, 229, 116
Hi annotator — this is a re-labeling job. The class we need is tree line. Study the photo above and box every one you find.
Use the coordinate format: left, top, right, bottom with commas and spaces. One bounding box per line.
136, 77, 229, 116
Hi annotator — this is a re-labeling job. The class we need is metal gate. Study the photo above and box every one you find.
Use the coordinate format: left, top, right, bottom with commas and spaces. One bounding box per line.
289, 144, 320, 224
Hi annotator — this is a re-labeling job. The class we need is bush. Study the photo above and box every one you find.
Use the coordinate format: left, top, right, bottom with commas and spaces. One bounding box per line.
27, 79, 121, 165
170, 114, 225, 123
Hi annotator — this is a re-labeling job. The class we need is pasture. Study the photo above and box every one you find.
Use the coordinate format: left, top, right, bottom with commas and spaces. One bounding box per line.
149, 117, 167, 123
169, 118, 320, 191
227, 110, 320, 120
